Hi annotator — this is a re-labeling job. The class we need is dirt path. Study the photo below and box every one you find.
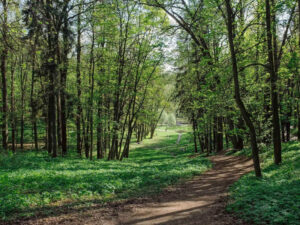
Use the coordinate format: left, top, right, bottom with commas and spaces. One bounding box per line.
18, 153, 253, 225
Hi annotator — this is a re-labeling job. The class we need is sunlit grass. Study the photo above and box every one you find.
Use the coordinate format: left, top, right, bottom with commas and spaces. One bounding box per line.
0, 125, 210, 220
227, 141, 300, 225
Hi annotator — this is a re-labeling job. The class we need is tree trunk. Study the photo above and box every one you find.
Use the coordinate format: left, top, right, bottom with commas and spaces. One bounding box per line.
47, 103, 52, 155
60, 76, 67, 155
60, 0, 69, 157
281, 120, 286, 142
46, 0, 58, 158
30, 38, 38, 150
213, 117, 217, 151
57, 92, 62, 148
49, 67, 57, 158
209, 123, 212, 155
225, 0, 262, 177
192, 116, 198, 153
217, 117, 223, 152
227, 117, 238, 150
97, 105, 104, 159
298, 0, 300, 140
266, 0, 281, 164
76, 2, 82, 156
297, 103, 300, 140
10, 59, 16, 153
1, 0, 8, 151
19, 56, 27, 151
236, 117, 244, 150
89, 19, 95, 160
286, 80, 292, 142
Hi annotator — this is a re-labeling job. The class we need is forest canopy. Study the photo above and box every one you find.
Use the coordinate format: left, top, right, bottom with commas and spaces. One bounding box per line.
0, 0, 299, 170
0, 0, 299, 223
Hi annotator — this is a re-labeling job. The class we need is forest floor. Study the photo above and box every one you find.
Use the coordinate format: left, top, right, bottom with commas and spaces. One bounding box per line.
227, 141, 300, 225
15, 151, 253, 225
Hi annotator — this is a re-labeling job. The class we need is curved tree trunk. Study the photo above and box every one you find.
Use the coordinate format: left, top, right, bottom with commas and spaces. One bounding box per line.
225, 0, 262, 177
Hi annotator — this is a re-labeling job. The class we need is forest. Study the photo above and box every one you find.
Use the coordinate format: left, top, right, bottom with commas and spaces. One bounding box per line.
0, 0, 299, 224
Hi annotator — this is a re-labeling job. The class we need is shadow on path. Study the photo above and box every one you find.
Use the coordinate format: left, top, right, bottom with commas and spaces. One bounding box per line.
15, 152, 253, 225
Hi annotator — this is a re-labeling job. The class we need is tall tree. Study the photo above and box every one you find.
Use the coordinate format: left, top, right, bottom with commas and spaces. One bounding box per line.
76, 1, 83, 156
224, 0, 261, 177
0, 0, 8, 151
265, 0, 296, 164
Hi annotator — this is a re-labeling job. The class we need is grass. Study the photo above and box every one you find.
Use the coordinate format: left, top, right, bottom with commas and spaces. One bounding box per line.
0, 125, 211, 221
227, 141, 300, 225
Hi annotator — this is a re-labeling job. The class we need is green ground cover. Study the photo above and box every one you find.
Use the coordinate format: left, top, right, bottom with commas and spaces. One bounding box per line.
0, 126, 211, 220
227, 141, 300, 225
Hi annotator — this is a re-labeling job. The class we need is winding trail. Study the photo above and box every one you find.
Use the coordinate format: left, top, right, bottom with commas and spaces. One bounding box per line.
20, 152, 253, 225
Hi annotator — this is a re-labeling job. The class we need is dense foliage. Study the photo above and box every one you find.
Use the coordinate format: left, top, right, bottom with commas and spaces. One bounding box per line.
157, 0, 300, 177
0, 0, 299, 224
0, 0, 170, 160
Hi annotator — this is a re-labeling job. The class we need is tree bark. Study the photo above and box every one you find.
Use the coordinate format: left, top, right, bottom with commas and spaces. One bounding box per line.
266, 0, 281, 164
30, 37, 38, 150
20, 56, 27, 151
1, 0, 8, 151
298, 103, 300, 140
10, 58, 16, 153
236, 117, 244, 150
46, 0, 58, 158
60, 0, 70, 157
89, 19, 95, 160
192, 115, 198, 153
76, 2, 83, 156
227, 117, 238, 150
225, 0, 262, 177
216, 117, 223, 152
97, 106, 104, 159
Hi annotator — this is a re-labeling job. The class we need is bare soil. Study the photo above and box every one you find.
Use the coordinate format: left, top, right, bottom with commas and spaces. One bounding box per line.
9, 152, 253, 225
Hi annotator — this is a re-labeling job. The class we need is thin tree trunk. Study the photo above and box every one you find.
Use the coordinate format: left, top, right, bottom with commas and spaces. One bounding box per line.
19, 56, 27, 151
225, 0, 262, 177
76, 2, 82, 156
192, 115, 198, 153
61, 71, 67, 155
298, 103, 300, 140
286, 80, 292, 142
30, 38, 38, 150
227, 117, 238, 150
236, 117, 244, 150
1, 0, 8, 151
60, 0, 69, 157
217, 117, 223, 152
213, 117, 217, 152
82, 113, 89, 158
97, 105, 104, 159
10, 59, 16, 153
57, 92, 62, 148
266, 0, 281, 164
281, 119, 286, 142
209, 123, 212, 155
89, 19, 95, 160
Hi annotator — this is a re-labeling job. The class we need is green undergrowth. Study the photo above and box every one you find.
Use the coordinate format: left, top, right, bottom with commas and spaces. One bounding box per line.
0, 126, 211, 221
227, 141, 300, 225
